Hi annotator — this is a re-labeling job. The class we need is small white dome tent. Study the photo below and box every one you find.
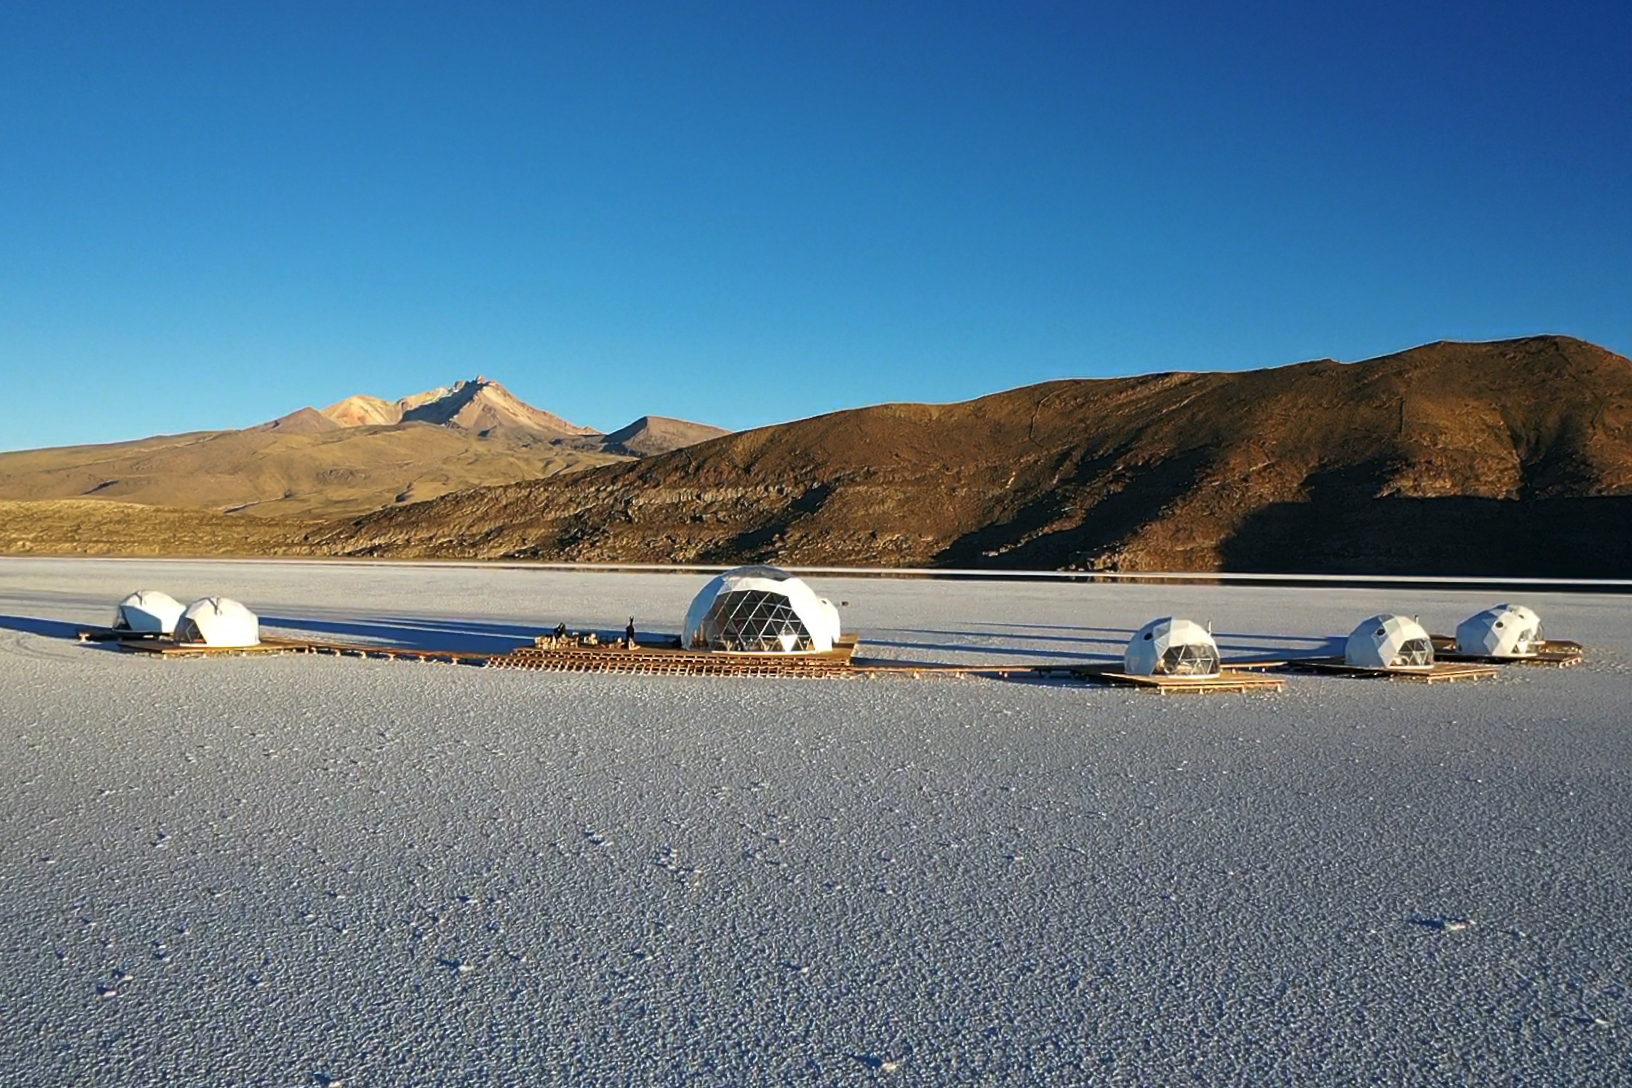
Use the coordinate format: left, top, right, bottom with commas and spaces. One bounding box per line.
1455, 604, 1543, 658
1124, 617, 1221, 677
683, 565, 835, 654
174, 597, 260, 648
1345, 614, 1433, 670
112, 590, 185, 635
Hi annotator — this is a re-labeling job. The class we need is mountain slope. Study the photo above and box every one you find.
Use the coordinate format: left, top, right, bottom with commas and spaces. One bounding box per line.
601, 416, 732, 457
312, 336, 1632, 575
0, 377, 728, 519
321, 394, 399, 427
0, 423, 628, 518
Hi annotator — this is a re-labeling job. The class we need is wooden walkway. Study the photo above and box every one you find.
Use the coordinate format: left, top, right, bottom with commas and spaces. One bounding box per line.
93, 627, 1564, 689
1278, 657, 1500, 683
102, 630, 1044, 680
1031, 663, 1285, 695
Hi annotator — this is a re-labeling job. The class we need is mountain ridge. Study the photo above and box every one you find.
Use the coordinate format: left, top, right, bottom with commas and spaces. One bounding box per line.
307, 335, 1632, 575
0, 378, 727, 518
5, 336, 1631, 576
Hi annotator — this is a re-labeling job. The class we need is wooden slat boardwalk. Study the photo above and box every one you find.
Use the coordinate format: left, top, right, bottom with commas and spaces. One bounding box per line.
491, 646, 857, 677
1031, 663, 1285, 695
1279, 657, 1500, 683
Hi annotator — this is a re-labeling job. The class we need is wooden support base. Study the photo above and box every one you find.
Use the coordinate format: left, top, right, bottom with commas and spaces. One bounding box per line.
1428, 636, 1585, 668
77, 627, 164, 643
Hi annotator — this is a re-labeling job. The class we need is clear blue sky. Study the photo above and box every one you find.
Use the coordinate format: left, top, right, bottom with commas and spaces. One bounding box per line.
1, 0, 1628, 451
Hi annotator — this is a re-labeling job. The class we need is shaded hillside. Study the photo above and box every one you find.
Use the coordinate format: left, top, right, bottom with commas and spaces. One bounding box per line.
312, 336, 1632, 575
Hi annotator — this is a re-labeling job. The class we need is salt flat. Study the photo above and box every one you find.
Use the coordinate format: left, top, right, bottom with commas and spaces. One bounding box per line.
1, 558, 1629, 1085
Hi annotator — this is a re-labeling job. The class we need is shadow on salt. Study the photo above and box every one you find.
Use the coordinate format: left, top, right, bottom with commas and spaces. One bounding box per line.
257, 614, 542, 655
866, 623, 1346, 665
0, 613, 82, 640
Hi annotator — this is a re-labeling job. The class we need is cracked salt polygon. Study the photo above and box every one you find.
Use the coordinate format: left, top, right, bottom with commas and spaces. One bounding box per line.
112, 589, 185, 634
1455, 603, 1543, 658
173, 597, 261, 648
1344, 613, 1433, 670
683, 564, 839, 653
1124, 617, 1221, 677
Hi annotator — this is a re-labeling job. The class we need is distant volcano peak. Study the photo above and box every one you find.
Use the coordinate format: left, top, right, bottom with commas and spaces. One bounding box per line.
321, 378, 597, 437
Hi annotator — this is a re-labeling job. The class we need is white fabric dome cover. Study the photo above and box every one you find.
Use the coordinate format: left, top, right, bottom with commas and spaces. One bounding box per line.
1455, 603, 1543, 658
113, 589, 185, 634
1124, 617, 1221, 677
1345, 613, 1433, 670
683, 565, 836, 654
174, 597, 261, 648
815, 598, 843, 644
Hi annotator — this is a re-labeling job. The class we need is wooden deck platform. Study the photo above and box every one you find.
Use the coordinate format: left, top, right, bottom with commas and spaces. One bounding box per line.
1279, 657, 1500, 683
1030, 663, 1285, 694
1428, 636, 1585, 667
490, 635, 864, 677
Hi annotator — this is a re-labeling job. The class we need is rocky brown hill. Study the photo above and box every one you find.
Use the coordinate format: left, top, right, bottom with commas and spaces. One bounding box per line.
311, 336, 1632, 576
600, 416, 732, 457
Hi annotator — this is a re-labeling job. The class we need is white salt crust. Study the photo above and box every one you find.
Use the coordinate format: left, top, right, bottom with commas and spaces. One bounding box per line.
0, 558, 1629, 1084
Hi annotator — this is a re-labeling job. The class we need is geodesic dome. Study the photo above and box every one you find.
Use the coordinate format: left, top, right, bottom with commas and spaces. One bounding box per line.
1124, 617, 1221, 677
112, 589, 185, 635
1345, 613, 1433, 670
1455, 603, 1543, 658
174, 597, 260, 648
683, 565, 835, 654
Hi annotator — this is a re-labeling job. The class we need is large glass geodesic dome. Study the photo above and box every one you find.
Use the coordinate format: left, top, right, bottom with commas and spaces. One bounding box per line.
1455, 603, 1542, 658
174, 597, 261, 648
1124, 617, 1221, 677
683, 565, 838, 654
1345, 613, 1433, 670
112, 589, 185, 635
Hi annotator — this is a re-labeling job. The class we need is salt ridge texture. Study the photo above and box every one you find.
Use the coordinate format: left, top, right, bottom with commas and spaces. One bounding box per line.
1, 558, 1629, 1084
